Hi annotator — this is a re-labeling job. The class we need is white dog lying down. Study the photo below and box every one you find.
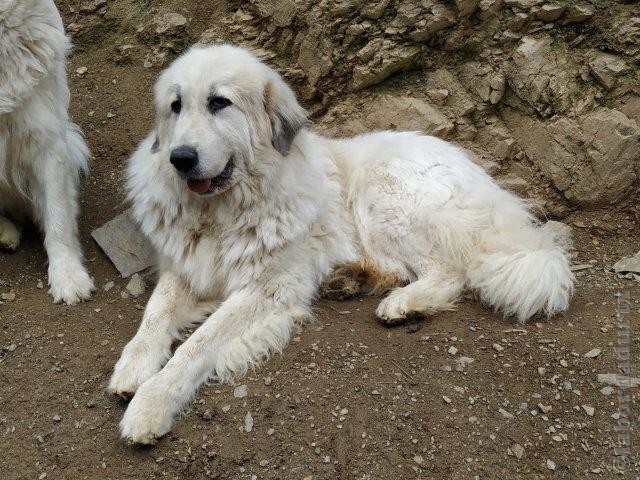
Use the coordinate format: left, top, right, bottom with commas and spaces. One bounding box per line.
0, 0, 94, 304
109, 44, 574, 444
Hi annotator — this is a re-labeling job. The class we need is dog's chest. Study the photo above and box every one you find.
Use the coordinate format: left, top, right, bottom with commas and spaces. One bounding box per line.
152, 217, 265, 300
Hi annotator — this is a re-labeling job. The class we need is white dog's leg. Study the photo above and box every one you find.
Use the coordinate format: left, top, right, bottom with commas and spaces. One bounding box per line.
376, 263, 465, 325
0, 216, 21, 251
119, 287, 302, 444
32, 146, 94, 305
109, 271, 204, 398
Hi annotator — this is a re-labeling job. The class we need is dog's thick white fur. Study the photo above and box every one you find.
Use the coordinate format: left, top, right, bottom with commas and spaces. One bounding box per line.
109, 44, 574, 444
0, 0, 94, 304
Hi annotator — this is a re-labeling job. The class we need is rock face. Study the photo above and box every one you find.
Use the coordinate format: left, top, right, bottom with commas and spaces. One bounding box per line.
69, 0, 640, 211
506, 108, 640, 207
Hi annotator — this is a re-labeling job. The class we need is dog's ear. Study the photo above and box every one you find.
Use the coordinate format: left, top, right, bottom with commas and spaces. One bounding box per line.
152, 73, 173, 151
263, 71, 308, 156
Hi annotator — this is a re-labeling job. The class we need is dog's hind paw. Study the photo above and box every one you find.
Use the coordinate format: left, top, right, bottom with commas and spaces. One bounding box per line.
0, 218, 21, 251
48, 262, 95, 305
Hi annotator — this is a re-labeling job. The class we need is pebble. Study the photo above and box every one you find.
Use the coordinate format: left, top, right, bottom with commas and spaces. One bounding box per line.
584, 348, 602, 358
221, 404, 231, 413
600, 386, 614, 395
5, 343, 17, 352
267, 428, 274, 436
259, 460, 269, 467
106, 112, 116, 118
493, 343, 504, 352
447, 346, 458, 355
499, 408, 513, 419
511, 444, 524, 459
234, 385, 248, 398
582, 405, 595, 416
76, 66, 88, 75
443, 396, 452, 404
244, 411, 253, 432
1, 291, 16, 302
263, 377, 272, 386
546, 459, 557, 471
103, 281, 115, 292
52, 415, 61, 422
126, 274, 145, 297
413, 455, 424, 465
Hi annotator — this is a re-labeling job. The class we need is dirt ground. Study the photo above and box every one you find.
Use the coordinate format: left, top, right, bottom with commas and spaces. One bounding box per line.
2, 2, 640, 479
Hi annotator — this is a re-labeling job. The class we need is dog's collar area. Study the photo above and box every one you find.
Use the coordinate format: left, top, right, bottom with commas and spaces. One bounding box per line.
186, 158, 235, 195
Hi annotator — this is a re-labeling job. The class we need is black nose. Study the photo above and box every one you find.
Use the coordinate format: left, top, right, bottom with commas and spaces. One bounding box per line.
170, 146, 198, 173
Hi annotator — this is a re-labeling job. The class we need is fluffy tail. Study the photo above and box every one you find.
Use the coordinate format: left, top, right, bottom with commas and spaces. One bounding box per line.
466, 223, 574, 323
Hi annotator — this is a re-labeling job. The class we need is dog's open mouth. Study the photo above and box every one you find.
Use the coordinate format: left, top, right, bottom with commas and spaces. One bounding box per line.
186, 159, 235, 195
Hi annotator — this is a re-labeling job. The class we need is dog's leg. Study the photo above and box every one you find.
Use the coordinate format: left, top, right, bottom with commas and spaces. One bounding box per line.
118, 285, 305, 445
108, 271, 205, 398
32, 145, 94, 304
376, 263, 465, 326
0, 216, 21, 251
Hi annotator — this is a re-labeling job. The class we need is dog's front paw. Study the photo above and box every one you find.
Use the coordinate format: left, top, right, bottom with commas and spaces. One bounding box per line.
0, 218, 20, 251
120, 379, 174, 445
48, 262, 95, 305
108, 341, 166, 398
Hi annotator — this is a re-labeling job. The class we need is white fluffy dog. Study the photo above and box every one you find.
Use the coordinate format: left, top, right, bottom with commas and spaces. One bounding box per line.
0, 0, 94, 304
109, 44, 574, 444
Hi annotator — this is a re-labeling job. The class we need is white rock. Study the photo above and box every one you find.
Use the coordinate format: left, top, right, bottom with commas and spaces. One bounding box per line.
447, 346, 458, 355
584, 348, 602, 358
546, 459, 557, 470
511, 443, 524, 459
126, 274, 145, 297
244, 411, 253, 432
582, 405, 595, 416
234, 385, 248, 398
76, 66, 88, 75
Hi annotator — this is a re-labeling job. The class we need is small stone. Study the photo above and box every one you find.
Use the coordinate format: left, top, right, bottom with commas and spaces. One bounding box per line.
244, 411, 253, 432
5, 343, 17, 352
537, 367, 546, 375
582, 405, 595, 416
413, 454, 424, 465
263, 377, 272, 386
584, 348, 602, 358
259, 460, 269, 467
234, 385, 248, 398
511, 443, 524, 459
100, 340, 109, 346
103, 281, 115, 292
106, 112, 115, 119
221, 404, 231, 413
499, 408, 513, 419
447, 346, 458, 355
52, 415, 61, 422
126, 274, 145, 297
443, 396, 452, 404
202, 409, 213, 420
493, 343, 504, 352
600, 386, 614, 395
267, 428, 275, 435
36, 281, 44, 289
1, 291, 16, 302
546, 459, 557, 471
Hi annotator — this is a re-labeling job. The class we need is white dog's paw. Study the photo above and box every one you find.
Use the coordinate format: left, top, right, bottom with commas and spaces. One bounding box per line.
376, 290, 411, 326
48, 262, 95, 305
0, 218, 20, 251
108, 341, 166, 398
119, 379, 174, 445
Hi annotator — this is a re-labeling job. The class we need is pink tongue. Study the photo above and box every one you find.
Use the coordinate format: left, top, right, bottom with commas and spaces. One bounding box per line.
187, 178, 212, 194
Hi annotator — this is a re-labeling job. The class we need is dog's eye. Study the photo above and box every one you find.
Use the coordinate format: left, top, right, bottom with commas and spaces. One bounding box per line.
170, 98, 182, 114
208, 96, 232, 114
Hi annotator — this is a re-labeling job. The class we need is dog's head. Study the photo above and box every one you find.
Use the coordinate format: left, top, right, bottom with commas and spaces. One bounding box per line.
152, 44, 307, 196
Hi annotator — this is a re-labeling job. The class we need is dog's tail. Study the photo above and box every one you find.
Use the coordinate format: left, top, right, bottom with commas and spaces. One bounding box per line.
65, 123, 90, 176
466, 221, 574, 323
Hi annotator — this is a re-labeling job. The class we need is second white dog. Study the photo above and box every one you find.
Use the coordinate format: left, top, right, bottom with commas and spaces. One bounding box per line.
109, 44, 574, 444
0, 0, 94, 304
